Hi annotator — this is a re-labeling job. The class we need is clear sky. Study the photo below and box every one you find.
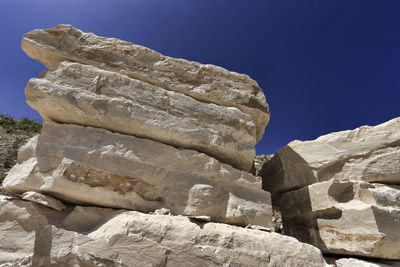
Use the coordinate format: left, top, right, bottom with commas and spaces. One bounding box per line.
0, 0, 399, 155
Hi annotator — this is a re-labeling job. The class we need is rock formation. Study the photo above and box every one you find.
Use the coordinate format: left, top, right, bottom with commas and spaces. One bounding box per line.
3, 24, 399, 266
260, 118, 400, 260
3, 24, 272, 228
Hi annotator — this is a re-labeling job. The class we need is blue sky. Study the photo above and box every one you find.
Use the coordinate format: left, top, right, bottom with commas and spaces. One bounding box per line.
0, 0, 399, 155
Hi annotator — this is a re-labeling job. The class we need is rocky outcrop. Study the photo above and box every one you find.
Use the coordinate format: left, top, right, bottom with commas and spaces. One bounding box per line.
0, 195, 329, 267
4, 121, 271, 227
26, 61, 256, 170
22, 24, 270, 142
260, 117, 400, 260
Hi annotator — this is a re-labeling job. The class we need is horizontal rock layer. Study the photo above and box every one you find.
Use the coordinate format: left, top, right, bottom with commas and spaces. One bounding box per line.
22, 24, 270, 141
3, 121, 271, 227
0, 195, 329, 267
261, 117, 400, 196
26, 61, 256, 171
281, 179, 400, 260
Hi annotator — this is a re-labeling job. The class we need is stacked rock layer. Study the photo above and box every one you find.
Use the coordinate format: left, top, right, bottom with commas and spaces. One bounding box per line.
260, 117, 400, 260
3, 25, 272, 228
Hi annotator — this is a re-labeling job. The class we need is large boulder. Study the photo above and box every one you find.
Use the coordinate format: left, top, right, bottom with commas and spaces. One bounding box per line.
3, 121, 272, 227
281, 179, 400, 260
0, 195, 329, 267
22, 24, 270, 142
26, 61, 256, 171
261, 117, 400, 197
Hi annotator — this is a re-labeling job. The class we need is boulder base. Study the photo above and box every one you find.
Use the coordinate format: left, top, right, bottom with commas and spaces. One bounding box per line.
0, 196, 329, 267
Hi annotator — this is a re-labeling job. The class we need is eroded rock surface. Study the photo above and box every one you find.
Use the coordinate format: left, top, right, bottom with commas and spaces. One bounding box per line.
281, 179, 400, 260
261, 117, 400, 197
0, 196, 329, 267
3, 121, 272, 227
26, 61, 256, 170
22, 24, 270, 141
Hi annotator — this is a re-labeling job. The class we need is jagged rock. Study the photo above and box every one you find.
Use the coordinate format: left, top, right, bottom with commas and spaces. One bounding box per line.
26, 61, 256, 170
3, 121, 272, 227
21, 24, 270, 142
281, 179, 400, 260
261, 117, 400, 197
0, 196, 329, 266
21, 191, 66, 210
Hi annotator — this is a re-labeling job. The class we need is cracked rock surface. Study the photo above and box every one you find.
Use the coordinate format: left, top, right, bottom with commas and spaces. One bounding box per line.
0, 195, 329, 267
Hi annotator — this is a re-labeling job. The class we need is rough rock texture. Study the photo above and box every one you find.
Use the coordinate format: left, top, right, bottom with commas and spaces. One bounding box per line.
0, 195, 329, 267
21, 191, 66, 211
261, 117, 400, 197
3, 121, 272, 227
332, 258, 400, 267
22, 24, 270, 141
281, 179, 400, 260
26, 61, 256, 170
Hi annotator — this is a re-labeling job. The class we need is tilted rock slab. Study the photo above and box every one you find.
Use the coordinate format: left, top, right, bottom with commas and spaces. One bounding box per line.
261, 117, 400, 197
281, 179, 400, 260
22, 24, 270, 141
3, 121, 272, 227
0, 196, 329, 267
26, 61, 256, 171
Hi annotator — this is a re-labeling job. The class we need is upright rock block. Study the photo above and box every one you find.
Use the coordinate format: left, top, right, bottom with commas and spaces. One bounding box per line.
26, 61, 256, 170
3, 121, 272, 227
22, 24, 270, 141
281, 179, 400, 260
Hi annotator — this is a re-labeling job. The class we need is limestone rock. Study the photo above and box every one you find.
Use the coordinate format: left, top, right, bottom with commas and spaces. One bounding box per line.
281, 179, 400, 260
261, 117, 400, 196
22, 24, 270, 141
0, 196, 329, 266
26, 61, 256, 170
333, 258, 399, 267
3, 121, 272, 227
21, 191, 66, 210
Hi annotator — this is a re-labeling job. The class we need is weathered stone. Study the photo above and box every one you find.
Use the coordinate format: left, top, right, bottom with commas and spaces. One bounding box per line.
3, 121, 271, 227
26, 61, 256, 170
281, 179, 400, 260
22, 24, 270, 141
21, 191, 66, 210
0, 196, 329, 266
332, 257, 399, 267
261, 117, 400, 196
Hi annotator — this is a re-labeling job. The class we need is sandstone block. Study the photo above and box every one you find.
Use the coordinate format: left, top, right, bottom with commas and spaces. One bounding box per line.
22, 24, 270, 141
3, 122, 271, 227
0, 196, 329, 266
281, 179, 400, 260
26, 61, 256, 170
261, 117, 400, 196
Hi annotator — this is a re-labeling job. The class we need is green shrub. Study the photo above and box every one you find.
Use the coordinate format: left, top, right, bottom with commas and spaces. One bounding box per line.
0, 114, 41, 134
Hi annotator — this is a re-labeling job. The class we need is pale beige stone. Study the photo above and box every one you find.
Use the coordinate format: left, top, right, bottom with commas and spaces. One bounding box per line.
17, 134, 38, 163
281, 179, 400, 260
334, 258, 399, 267
3, 121, 271, 227
0, 196, 329, 266
261, 117, 400, 196
26, 61, 256, 170
22, 24, 270, 141
21, 191, 66, 211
